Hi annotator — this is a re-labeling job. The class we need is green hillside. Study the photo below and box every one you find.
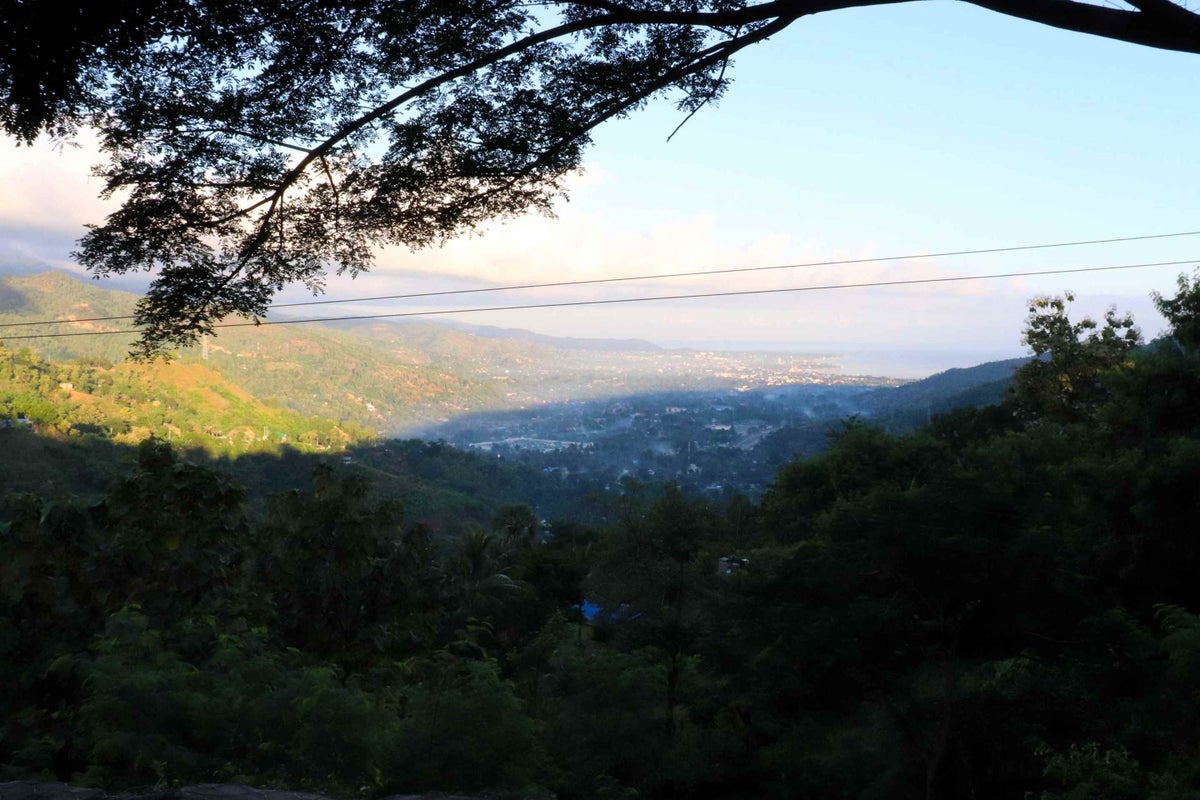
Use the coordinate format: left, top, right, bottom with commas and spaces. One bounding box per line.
0, 328, 566, 527
0, 344, 367, 449
0, 340, 380, 502
0, 271, 504, 431
858, 356, 1029, 430
5, 277, 1200, 799
0, 271, 142, 364
2, 271, 881, 437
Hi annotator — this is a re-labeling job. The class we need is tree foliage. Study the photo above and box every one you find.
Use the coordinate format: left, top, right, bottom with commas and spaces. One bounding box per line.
1011, 292, 1141, 422
6, 280, 1200, 796
4, 1, 1200, 353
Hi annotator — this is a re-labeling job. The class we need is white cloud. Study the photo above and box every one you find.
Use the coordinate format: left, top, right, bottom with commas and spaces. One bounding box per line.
374, 192, 795, 286
0, 132, 116, 232
0, 136, 1168, 371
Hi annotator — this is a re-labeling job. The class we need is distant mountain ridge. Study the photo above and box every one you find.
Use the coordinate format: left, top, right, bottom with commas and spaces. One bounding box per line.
0, 270, 138, 332
857, 356, 1029, 429
1, 270, 1044, 511
426, 319, 661, 352
4, 270, 1039, 447
0, 271, 512, 432
1, 270, 902, 435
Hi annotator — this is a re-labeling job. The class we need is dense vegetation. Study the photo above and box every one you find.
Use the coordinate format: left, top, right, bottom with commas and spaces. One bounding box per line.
0, 271, 501, 433
0, 346, 370, 453
4, 277, 1200, 798
2, 271, 870, 439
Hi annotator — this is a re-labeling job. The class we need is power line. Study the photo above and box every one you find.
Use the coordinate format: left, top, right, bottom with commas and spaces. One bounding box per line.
2, 256, 1193, 343
3, 227, 1199, 330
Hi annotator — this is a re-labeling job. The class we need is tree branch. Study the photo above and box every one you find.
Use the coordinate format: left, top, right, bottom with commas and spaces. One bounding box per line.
180, 127, 317, 153
319, 154, 340, 220
667, 28, 738, 143
207, 0, 911, 235
963, 0, 1200, 54
101, 0, 1200, 352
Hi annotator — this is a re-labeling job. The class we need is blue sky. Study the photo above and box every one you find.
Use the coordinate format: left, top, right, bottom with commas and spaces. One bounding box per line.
2, 3, 1198, 376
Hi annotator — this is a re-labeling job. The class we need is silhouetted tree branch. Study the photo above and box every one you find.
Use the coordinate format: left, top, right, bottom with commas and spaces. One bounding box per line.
2, 0, 1197, 355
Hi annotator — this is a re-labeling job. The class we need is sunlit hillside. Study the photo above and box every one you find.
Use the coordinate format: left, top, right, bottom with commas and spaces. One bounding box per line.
0, 271, 509, 430
1, 271, 892, 435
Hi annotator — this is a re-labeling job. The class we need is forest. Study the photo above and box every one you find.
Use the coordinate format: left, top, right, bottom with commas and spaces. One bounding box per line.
4, 274, 1200, 799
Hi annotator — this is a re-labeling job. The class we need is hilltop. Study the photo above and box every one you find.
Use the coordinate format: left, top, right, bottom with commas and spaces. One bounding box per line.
0, 270, 900, 434
1, 270, 1034, 505
0, 272, 501, 432
855, 355, 1030, 429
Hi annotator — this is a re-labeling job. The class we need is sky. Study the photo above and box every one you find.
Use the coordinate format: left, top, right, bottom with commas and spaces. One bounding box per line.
2, 2, 1199, 377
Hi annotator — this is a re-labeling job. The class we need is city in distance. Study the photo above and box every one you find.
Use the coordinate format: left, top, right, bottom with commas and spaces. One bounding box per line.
0, 270, 1022, 498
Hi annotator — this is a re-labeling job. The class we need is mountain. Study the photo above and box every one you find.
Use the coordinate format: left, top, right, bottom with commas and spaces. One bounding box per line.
0, 272, 504, 431
1, 270, 1038, 522
0, 342, 369, 444
0, 340, 557, 527
856, 356, 1029, 429
0, 271, 143, 362
1, 270, 895, 435
426, 319, 661, 352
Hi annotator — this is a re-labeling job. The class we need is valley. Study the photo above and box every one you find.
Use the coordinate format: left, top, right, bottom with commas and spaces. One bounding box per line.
1, 270, 1021, 507
5, 267, 1196, 800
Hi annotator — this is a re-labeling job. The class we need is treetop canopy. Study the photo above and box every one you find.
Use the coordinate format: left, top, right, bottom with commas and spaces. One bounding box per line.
3, 0, 1198, 356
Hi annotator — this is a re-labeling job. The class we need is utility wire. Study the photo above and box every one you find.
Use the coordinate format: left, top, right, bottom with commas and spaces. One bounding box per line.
2, 256, 1193, 343
3, 228, 1199, 330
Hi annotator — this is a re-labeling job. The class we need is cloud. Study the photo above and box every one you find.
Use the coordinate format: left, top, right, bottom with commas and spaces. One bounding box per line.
0, 137, 1168, 369
0, 132, 116, 233
373, 192, 794, 286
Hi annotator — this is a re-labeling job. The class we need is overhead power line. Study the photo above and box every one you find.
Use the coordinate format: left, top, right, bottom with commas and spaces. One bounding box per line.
2, 227, 1199, 330
2, 256, 1194, 343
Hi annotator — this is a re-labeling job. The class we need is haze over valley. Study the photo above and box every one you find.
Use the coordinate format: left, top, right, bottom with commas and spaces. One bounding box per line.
1, 270, 918, 433
1, 269, 1023, 504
